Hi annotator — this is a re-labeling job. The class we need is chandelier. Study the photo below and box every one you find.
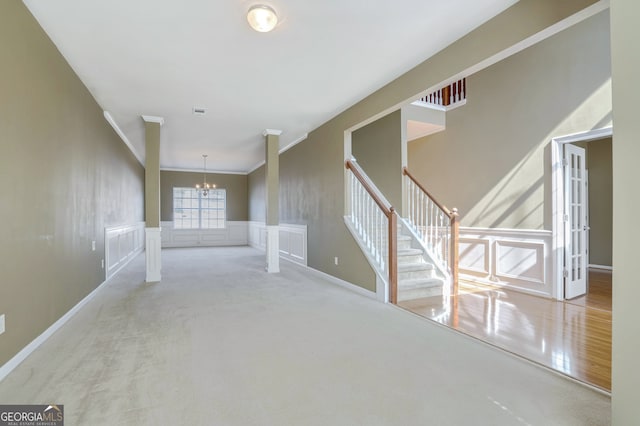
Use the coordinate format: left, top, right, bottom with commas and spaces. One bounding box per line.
195, 154, 216, 196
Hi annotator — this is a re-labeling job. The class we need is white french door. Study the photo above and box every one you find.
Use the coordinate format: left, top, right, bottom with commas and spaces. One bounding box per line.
564, 144, 588, 299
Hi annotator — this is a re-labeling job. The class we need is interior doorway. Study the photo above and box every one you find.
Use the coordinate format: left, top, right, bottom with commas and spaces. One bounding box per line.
552, 127, 613, 300
563, 143, 588, 299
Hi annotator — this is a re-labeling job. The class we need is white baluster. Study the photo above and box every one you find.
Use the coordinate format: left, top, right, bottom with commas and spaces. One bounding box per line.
364, 197, 373, 251
352, 176, 357, 230
440, 212, 445, 263
430, 199, 434, 249
408, 180, 412, 228
378, 208, 382, 264
420, 190, 425, 241
355, 181, 360, 234
358, 184, 363, 235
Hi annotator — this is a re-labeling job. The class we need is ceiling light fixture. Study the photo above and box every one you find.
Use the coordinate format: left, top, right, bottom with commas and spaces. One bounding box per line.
195, 154, 215, 196
247, 4, 278, 33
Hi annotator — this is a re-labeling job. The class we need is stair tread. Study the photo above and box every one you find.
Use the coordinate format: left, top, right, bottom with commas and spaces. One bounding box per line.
397, 286, 443, 301
399, 278, 443, 287
398, 262, 434, 272
398, 283, 443, 294
397, 248, 423, 256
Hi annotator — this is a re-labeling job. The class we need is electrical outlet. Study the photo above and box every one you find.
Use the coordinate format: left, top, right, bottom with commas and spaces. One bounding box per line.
334, 257, 339, 266
0, 314, 5, 335
91, 240, 96, 251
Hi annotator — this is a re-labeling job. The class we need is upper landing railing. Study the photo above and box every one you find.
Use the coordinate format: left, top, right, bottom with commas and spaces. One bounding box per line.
414, 78, 466, 111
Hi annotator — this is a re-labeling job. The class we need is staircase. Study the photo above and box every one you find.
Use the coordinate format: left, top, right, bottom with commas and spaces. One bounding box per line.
397, 225, 444, 301
345, 159, 457, 304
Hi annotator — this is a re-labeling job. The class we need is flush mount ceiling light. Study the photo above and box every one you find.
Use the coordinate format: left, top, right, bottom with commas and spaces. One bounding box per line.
247, 4, 278, 33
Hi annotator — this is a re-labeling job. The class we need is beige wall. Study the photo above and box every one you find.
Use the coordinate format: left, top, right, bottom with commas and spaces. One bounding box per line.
611, 0, 640, 422
408, 10, 611, 230
0, 1, 144, 366
279, 125, 377, 291
575, 138, 613, 267
247, 0, 601, 292
248, 166, 266, 222
352, 110, 403, 211
160, 171, 248, 222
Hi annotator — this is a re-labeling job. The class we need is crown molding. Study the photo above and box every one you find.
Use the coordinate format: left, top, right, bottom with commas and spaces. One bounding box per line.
160, 167, 248, 176
279, 133, 308, 155
247, 132, 308, 174
104, 111, 144, 165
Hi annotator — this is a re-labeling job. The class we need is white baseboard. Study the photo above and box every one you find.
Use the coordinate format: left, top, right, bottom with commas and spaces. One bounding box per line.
589, 264, 613, 271
282, 257, 376, 300
0, 249, 140, 383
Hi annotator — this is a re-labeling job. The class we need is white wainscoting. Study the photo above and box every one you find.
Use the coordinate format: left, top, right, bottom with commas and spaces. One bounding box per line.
105, 222, 145, 279
161, 221, 248, 248
248, 222, 308, 266
459, 227, 554, 298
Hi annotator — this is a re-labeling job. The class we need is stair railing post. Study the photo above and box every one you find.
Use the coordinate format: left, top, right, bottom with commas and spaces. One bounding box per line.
450, 208, 459, 296
389, 208, 398, 304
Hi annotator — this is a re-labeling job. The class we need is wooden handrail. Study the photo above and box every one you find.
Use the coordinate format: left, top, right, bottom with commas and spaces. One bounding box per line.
403, 167, 454, 218
346, 160, 393, 216
346, 159, 398, 303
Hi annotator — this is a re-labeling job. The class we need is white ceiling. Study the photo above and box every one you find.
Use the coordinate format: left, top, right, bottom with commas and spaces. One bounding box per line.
23, 0, 517, 173
407, 120, 445, 141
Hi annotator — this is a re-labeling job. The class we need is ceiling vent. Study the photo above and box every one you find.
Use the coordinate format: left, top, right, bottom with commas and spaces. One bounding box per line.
192, 107, 206, 115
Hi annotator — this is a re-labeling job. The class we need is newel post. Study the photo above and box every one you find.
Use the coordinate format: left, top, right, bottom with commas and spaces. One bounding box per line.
389, 208, 398, 304
450, 208, 460, 295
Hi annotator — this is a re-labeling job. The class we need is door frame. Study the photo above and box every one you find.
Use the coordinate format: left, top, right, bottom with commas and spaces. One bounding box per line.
551, 126, 612, 300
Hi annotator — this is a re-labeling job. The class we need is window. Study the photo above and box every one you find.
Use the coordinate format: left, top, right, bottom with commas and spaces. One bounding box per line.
173, 187, 226, 229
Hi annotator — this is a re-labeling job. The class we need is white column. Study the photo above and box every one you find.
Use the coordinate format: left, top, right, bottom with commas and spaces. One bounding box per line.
142, 115, 164, 282
264, 129, 282, 273
145, 227, 162, 282
266, 225, 280, 273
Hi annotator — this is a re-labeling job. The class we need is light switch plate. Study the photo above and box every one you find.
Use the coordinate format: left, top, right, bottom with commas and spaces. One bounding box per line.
0, 314, 5, 335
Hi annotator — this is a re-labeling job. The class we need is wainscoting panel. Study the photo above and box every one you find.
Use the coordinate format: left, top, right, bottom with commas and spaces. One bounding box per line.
105, 222, 145, 279
249, 222, 308, 266
495, 240, 545, 284
459, 237, 491, 275
161, 221, 248, 248
287, 231, 306, 262
459, 228, 553, 298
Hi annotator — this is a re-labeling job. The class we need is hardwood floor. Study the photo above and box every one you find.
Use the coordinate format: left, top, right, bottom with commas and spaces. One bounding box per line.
565, 269, 612, 311
398, 270, 612, 391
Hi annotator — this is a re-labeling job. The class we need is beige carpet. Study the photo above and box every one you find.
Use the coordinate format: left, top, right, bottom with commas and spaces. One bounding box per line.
0, 246, 610, 425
